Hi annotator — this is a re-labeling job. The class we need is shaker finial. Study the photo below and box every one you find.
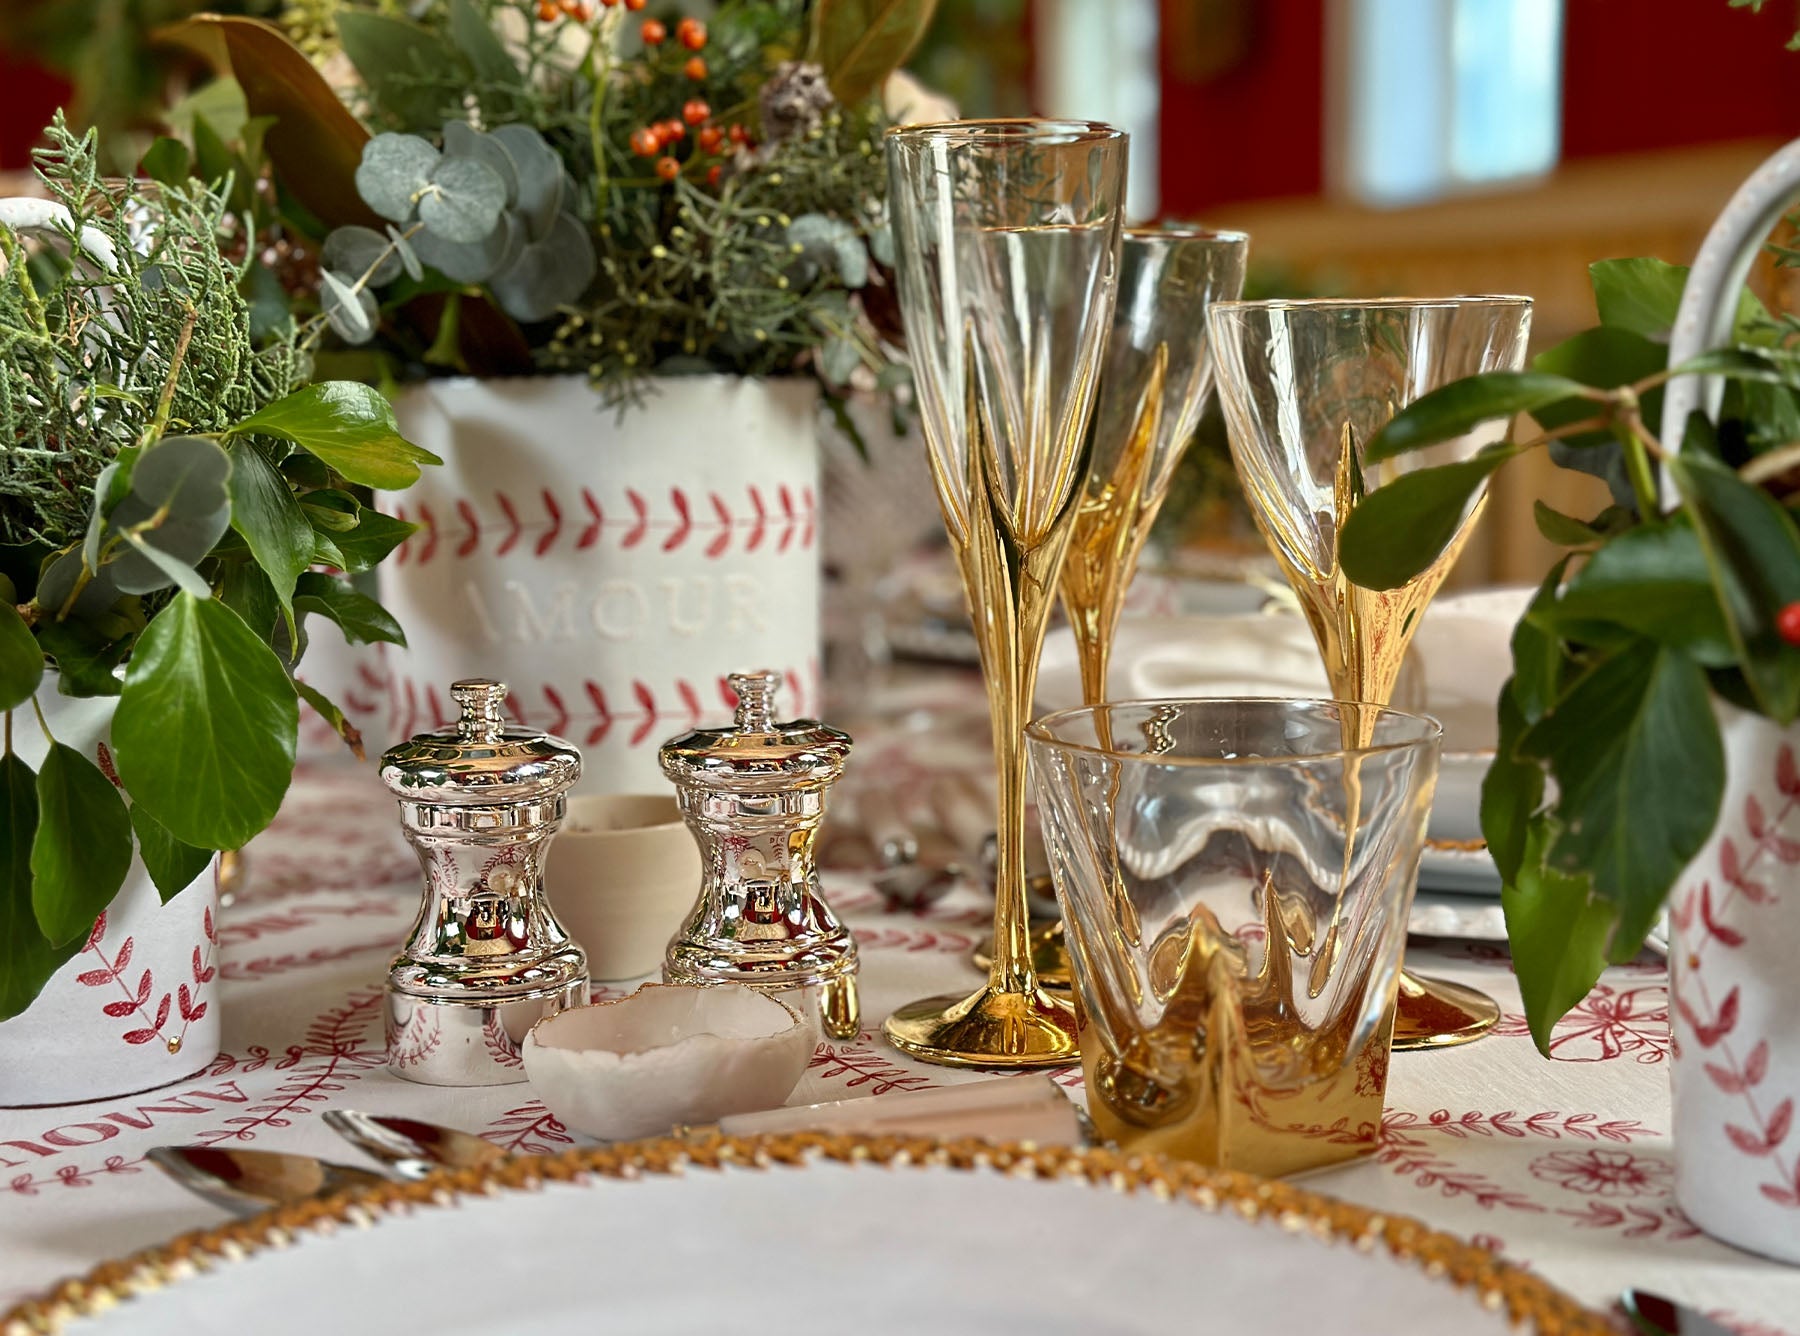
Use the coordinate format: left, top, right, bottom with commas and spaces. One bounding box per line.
728, 670, 781, 731
451, 679, 508, 744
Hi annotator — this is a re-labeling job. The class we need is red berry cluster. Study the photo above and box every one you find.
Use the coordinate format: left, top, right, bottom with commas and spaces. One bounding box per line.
626, 18, 753, 189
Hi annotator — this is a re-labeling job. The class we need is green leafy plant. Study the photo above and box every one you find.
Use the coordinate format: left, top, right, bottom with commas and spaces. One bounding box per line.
0, 117, 439, 1020
1336, 257, 1800, 1051
174, 0, 934, 411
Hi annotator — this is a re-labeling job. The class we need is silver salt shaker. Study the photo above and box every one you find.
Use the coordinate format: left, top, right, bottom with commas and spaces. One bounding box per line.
659, 670, 860, 1040
380, 678, 589, 1085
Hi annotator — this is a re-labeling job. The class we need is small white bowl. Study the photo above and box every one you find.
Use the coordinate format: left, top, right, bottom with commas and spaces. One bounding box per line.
523, 983, 813, 1141
546, 794, 701, 981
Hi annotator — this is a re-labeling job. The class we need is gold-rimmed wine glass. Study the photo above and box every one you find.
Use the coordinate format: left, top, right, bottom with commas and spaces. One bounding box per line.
880, 118, 1127, 1068
1207, 296, 1532, 1050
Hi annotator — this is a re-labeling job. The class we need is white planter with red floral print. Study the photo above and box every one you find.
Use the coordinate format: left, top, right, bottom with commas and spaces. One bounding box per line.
379, 374, 821, 793
0, 687, 220, 1107
1668, 702, 1800, 1263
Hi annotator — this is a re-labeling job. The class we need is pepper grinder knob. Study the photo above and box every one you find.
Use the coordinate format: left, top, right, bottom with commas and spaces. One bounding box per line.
728, 670, 781, 731
452, 678, 508, 744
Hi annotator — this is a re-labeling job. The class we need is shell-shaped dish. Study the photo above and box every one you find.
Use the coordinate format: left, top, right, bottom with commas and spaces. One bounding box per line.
523, 983, 813, 1141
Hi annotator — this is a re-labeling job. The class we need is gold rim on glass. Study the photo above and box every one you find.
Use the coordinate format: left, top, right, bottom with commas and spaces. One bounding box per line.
1, 1132, 1612, 1336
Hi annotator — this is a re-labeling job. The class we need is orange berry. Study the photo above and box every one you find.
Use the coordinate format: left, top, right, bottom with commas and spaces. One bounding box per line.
697, 125, 724, 153
569, 0, 595, 18
682, 99, 710, 125
727, 122, 749, 146
662, 119, 685, 143
630, 126, 661, 157
601, 0, 619, 5
684, 55, 707, 80
707, 164, 722, 187
676, 17, 706, 49
656, 156, 681, 182
536, 0, 558, 18
640, 17, 666, 43
624, 0, 646, 8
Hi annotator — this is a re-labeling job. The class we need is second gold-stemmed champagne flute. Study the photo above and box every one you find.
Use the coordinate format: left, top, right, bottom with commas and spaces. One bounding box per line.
1207, 296, 1533, 1050
881, 119, 1127, 1067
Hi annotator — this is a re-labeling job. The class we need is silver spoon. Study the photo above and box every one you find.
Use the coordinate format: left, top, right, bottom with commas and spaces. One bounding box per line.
147, 1145, 388, 1218
322, 1110, 505, 1179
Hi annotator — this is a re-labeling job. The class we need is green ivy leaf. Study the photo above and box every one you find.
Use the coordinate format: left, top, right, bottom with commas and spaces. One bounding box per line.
227, 383, 441, 490
1546, 521, 1736, 667
0, 753, 81, 1021
34, 620, 128, 698
1520, 641, 1724, 957
1501, 818, 1617, 1055
130, 804, 215, 904
30, 742, 132, 946
228, 442, 315, 643
329, 510, 416, 574
1363, 372, 1588, 462
294, 572, 406, 647
296, 680, 365, 761
216, 561, 282, 646
1668, 446, 1800, 724
1336, 446, 1522, 590
113, 594, 298, 851
810, 0, 939, 105
0, 599, 43, 711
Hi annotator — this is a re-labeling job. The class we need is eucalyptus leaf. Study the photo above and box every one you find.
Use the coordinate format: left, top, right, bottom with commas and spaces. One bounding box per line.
1336, 446, 1521, 590
1501, 819, 1617, 1055
294, 572, 406, 647
0, 600, 42, 712
114, 594, 298, 851
1520, 641, 1724, 956
104, 436, 233, 596
115, 531, 211, 599
30, 742, 132, 946
228, 442, 316, 638
321, 269, 377, 343
819, 335, 861, 384
443, 122, 521, 205
355, 132, 440, 223
489, 212, 595, 322
418, 156, 507, 245
34, 550, 120, 622
410, 210, 514, 284
323, 226, 402, 288
228, 383, 442, 490
0, 753, 80, 1022
1364, 372, 1589, 462
488, 124, 562, 241
387, 225, 424, 282
130, 804, 215, 904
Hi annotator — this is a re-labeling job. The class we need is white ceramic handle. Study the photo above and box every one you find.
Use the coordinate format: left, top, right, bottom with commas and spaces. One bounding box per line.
1661, 138, 1800, 456
0, 196, 118, 273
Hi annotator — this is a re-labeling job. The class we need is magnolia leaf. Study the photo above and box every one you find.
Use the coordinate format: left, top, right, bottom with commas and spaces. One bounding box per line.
1501, 818, 1617, 1055
1669, 446, 1800, 724
323, 226, 401, 288
169, 16, 382, 231
1336, 446, 1521, 590
356, 132, 440, 224
811, 0, 939, 104
294, 572, 406, 647
30, 742, 132, 946
0, 753, 81, 1022
228, 442, 315, 640
104, 436, 233, 595
0, 600, 42, 711
130, 804, 215, 904
228, 383, 442, 490
337, 11, 461, 131
418, 156, 507, 245
1521, 641, 1724, 956
1364, 372, 1588, 462
329, 510, 416, 574
114, 594, 298, 851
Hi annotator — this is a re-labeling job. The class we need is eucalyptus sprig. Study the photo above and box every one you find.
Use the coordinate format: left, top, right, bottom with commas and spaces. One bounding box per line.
1336, 257, 1800, 1050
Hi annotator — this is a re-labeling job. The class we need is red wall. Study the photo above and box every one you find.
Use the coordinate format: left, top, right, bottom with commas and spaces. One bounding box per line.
0, 53, 68, 169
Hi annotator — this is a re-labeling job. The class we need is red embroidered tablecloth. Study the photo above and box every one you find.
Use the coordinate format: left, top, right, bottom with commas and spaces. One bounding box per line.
2, 669, 1796, 1334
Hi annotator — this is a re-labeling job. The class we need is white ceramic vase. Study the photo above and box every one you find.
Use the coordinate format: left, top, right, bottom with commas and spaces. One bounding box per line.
1668, 703, 1800, 1262
379, 374, 822, 793
0, 687, 220, 1107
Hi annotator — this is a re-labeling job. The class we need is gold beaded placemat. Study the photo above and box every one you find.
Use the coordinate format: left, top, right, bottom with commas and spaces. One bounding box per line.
2, 1131, 1614, 1336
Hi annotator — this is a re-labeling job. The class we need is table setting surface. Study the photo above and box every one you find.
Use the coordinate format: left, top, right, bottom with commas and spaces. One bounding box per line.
0, 667, 1795, 1336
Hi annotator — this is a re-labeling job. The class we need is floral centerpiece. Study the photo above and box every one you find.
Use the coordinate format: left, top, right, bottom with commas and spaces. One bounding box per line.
0, 117, 434, 1092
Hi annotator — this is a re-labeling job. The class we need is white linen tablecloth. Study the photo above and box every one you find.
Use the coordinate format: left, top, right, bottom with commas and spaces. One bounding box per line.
1, 669, 1796, 1334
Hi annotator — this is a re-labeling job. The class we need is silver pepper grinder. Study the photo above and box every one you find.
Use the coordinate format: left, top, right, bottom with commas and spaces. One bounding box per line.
380, 678, 589, 1085
659, 670, 860, 1040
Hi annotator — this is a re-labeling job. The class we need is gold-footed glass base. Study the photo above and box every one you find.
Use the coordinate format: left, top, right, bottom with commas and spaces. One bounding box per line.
970, 921, 1072, 989
1392, 970, 1501, 1050
882, 983, 1080, 1069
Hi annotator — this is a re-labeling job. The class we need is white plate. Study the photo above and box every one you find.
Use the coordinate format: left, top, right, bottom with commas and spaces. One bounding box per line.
1037, 586, 1535, 897
27, 1138, 1602, 1335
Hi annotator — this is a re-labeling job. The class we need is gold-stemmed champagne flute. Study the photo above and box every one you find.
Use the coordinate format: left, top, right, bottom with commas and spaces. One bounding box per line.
1207, 296, 1533, 1050
881, 118, 1127, 1068
973, 226, 1250, 986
